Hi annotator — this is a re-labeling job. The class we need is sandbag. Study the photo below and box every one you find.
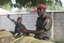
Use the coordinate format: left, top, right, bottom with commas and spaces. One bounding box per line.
0, 31, 14, 43
12, 36, 54, 43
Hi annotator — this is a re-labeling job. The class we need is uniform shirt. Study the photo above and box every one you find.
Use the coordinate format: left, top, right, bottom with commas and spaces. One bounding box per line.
35, 15, 52, 39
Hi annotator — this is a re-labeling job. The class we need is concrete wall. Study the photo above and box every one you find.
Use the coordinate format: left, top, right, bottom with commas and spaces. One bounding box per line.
54, 12, 64, 40
0, 12, 64, 40
0, 14, 21, 31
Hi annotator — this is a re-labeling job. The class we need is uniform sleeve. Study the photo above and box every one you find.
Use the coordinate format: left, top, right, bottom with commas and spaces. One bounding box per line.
42, 17, 52, 31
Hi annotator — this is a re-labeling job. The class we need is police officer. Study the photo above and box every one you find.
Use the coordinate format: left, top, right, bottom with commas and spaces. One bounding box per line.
26, 4, 52, 40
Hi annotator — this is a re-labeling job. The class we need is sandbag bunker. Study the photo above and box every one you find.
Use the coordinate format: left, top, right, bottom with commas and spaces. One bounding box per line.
0, 30, 54, 43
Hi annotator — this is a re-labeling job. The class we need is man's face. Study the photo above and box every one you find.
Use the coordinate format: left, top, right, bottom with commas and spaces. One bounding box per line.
17, 19, 22, 23
37, 8, 46, 17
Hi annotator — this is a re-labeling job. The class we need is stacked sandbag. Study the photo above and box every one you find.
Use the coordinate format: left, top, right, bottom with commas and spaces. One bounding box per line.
12, 36, 54, 43
0, 31, 14, 43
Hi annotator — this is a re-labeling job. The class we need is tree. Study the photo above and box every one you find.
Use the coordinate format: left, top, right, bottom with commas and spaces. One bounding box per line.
16, 0, 46, 7
46, 0, 62, 10
0, 0, 62, 11
0, 0, 11, 11
0, 0, 11, 6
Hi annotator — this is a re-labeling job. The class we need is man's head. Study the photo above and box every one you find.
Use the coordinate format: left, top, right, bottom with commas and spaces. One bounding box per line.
37, 4, 46, 17
17, 17, 22, 23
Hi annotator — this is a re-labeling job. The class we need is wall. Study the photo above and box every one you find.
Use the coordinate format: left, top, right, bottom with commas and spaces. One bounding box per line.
54, 12, 64, 40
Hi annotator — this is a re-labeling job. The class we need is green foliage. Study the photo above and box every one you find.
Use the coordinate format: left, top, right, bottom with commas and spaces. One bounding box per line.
1, 2, 12, 11
16, 0, 46, 7
0, 0, 11, 11
16, 0, 62, 10
30, 0, 46, 6
55, 40, 64, 43
0, 0, 62, 11
16, 0, 30, 7
0, 0, 11, 6
46, 0, 62, 10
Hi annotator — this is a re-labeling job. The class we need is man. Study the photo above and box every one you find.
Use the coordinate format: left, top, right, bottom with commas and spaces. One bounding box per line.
25, 4, 52, 40
34, 4, 52, 40
7, 15, 29, 38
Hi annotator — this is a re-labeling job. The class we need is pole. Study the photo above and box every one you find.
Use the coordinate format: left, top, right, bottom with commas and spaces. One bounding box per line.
51, 11, 55, 40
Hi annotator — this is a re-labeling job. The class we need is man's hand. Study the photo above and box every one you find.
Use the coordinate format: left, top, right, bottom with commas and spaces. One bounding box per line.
22, 29, 27, 34
7, 15, 10, 18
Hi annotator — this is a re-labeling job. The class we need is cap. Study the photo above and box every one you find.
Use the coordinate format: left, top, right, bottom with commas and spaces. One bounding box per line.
37, 4, 46, 9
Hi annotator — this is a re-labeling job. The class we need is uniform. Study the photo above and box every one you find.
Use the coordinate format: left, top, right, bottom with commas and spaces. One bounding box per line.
35, 15, 52, 40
